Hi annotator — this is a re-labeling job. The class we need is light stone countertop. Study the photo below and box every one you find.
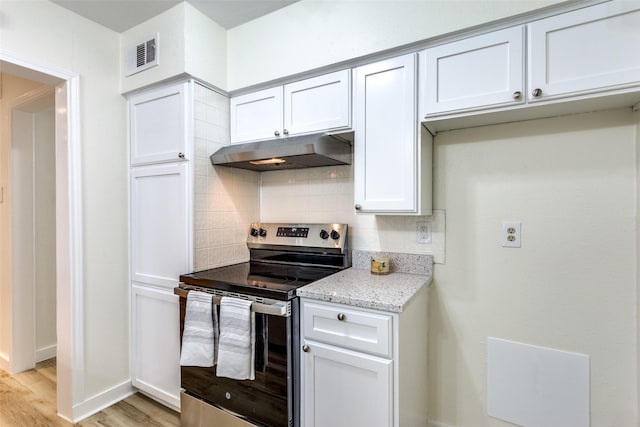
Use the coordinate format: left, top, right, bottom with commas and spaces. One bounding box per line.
296, 267, 432, 313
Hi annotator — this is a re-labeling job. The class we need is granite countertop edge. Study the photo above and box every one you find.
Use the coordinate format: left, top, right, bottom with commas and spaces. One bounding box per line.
296, 267, 433, 313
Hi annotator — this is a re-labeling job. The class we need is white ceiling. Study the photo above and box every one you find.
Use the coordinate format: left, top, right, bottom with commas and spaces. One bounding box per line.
50, 0, 299, 32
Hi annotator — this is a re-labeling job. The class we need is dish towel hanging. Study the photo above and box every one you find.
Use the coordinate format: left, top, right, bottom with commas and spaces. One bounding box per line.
216, 297, 255, 380
180, 290, 218, 367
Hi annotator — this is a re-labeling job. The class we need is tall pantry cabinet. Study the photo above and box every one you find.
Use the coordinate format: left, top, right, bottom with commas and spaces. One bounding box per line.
128, 80, 193, 410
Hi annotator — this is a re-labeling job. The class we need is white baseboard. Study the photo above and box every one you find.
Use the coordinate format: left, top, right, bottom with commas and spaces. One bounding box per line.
132, 379, 180, 411
72, 380, 134, 423
428, 421, 454, 427
35, 345, 57, 363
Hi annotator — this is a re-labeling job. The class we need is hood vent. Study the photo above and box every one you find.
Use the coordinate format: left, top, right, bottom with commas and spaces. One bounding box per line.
211, 132, 353, 171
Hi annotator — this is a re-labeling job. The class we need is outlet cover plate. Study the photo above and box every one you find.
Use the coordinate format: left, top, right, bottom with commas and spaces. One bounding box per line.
417, 221, 432, 244
501, 221, 521, 248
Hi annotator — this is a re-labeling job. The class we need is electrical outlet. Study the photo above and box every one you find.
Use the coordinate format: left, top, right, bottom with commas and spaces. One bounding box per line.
417, 221, 432, 244
501, 222, 521, 248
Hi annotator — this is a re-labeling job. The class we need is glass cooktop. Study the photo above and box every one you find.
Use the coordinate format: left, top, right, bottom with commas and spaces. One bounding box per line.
179, 261, 341, 301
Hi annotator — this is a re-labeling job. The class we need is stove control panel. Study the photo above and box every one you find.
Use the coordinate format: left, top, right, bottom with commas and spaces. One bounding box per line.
247, 223, 348, 253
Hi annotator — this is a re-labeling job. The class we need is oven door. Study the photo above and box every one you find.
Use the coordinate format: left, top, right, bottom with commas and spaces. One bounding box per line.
178, 291, 300, 427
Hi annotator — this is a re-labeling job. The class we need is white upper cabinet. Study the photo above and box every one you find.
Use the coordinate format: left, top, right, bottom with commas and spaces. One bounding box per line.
230, 86, 283, 143
421, 1, 640, 131
354, 53, 432, 215
283, 70, 351, 135
230, 70, 351, 144
129, 81, 190, 165
422, 26, 525, 116
528, 1, 640, 102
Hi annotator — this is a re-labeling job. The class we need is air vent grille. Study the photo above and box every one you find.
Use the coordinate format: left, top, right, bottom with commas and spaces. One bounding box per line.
137, 39, 156, 67
125, 33, 159, 76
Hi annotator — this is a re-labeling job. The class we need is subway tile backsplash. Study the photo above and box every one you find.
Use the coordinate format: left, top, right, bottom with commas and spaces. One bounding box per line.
193, 83, 259, 271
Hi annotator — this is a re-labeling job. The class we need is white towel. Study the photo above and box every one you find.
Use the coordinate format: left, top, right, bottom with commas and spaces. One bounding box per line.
180, 291, 218, 367
216, 297, 255, 380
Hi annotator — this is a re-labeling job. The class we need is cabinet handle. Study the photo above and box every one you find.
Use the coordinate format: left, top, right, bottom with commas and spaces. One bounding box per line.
531, 88, 543, 98
512, 91, 522, 100
283, 129, 289, 136
337, 313, 346, 321
354, 204, 362, 211
302, 345, 310, 353
178, 152, 185, 159
274, 130, 280, 137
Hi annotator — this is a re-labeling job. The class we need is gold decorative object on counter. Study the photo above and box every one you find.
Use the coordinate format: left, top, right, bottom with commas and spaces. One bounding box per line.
370, 257, 390, 275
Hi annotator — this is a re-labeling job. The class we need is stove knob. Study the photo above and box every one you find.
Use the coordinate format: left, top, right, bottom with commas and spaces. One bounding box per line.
330, 230, 341, 240
259, 228, 267, 237
250, 227, 259, 237
319, 229, 330, 240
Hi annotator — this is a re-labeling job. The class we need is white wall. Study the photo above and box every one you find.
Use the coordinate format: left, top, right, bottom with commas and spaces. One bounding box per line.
121, 3, 227, 94
226, 0, 565, 90
431, 109, 637, 426
1, 0, 129, 412
185, 7, 227, 91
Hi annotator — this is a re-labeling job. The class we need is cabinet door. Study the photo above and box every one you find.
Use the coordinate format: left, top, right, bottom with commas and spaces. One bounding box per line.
283, 70, 351, 135
528, 2, 640, 101
422, 26, 524, 116
129, 81, 190, 165
302, 340, 392, 427
230, 86, 283, 144
354, 53, 419, 214
132, 285, 180, 409
131, 163, 190, 288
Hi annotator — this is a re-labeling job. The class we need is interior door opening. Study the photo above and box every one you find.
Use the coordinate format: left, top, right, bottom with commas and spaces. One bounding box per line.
0, 55, 78, 421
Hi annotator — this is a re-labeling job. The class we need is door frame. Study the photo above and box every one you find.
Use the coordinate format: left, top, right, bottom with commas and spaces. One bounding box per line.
1, 49, 84, 422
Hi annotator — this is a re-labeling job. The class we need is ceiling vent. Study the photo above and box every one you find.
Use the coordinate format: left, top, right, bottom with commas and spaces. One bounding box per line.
125, 33, 159, 77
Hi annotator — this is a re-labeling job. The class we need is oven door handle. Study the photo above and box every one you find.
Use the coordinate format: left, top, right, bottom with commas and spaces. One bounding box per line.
174, 287, 291, 317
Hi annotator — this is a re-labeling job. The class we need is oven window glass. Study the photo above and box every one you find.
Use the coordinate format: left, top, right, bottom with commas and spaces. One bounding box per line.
180, 302, 295, 427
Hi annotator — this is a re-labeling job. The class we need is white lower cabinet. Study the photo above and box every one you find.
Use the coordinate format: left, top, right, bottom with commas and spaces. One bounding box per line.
303, 341, 393, 427
301, 293, 429, 427
131, 284, 181, 410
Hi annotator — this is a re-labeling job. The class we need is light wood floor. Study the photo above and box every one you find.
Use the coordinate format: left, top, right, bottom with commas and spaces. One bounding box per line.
0, 359, 180, 426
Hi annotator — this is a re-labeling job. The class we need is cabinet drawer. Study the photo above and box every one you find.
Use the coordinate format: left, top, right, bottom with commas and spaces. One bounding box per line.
302, 300, 392, 358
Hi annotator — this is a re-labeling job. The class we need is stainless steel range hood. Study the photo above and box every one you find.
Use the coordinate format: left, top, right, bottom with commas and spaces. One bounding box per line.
210, 131, 353, 171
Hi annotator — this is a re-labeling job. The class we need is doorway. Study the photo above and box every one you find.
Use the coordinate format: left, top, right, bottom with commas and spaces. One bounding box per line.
0, 53, 82, 422
10, 83, 57, 373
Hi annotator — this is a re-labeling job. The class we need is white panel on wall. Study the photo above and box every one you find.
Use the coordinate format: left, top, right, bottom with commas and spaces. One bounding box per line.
487, 337, 589, 427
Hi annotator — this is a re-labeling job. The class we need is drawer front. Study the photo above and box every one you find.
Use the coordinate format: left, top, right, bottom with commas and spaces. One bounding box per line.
302, 300, 392, 358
